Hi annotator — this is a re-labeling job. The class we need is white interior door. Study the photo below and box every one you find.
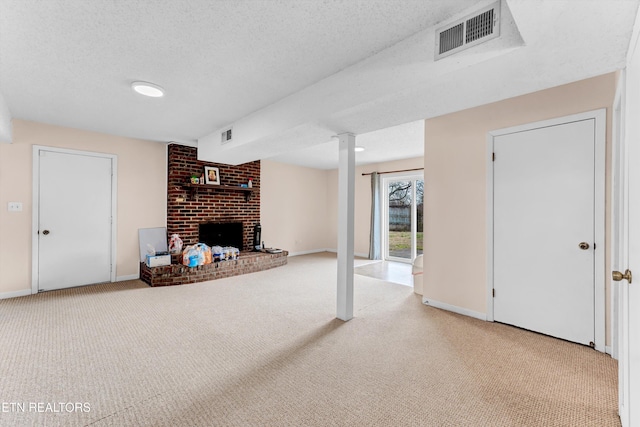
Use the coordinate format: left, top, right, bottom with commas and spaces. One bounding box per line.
35, 148, 114, 291
619, 51, 640, 424
493, 118, 598, 346
611, 72, 629, 425
623, 104, 640, 427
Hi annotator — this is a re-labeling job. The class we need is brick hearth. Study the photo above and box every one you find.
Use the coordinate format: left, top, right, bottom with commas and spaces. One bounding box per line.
140, 251, 288, 287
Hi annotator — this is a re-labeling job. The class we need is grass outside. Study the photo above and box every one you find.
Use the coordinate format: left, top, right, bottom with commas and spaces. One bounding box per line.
389, 231, 423, 252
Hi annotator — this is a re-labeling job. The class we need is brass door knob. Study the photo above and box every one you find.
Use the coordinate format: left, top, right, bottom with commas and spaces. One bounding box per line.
579, 242, 590, 250
612, 269, 632, 284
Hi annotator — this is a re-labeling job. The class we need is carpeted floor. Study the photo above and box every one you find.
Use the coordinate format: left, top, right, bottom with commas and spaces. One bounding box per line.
0, 253, 619, 426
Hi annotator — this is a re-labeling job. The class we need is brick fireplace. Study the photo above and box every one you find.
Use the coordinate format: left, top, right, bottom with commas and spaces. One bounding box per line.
138, 144, 287, 288
167, 144, 260, 249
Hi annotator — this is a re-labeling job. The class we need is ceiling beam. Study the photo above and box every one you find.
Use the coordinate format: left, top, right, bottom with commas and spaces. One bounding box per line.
197, 0, 524, 165
0, 92, 12, 144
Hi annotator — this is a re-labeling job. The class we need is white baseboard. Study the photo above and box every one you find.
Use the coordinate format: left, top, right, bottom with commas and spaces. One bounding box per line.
0, 289, 33, 300
288, 249, 369, 259
116, 274, 139, 282
422, 297, 487, 321
288, 249, 329, 257
0, 277, 140, 300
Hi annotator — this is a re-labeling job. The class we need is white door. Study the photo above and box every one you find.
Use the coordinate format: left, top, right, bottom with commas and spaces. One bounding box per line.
611, 73, 629, 424
617, 58, 640, 424
35, 148, 114, 291
623, 105, 640, 427
493, 118, 598, 346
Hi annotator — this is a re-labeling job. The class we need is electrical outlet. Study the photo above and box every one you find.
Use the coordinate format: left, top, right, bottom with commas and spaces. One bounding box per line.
8, 202, 22, 212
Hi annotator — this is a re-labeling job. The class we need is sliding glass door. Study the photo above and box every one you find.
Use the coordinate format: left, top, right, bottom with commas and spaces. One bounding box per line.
383, 175, 423, 263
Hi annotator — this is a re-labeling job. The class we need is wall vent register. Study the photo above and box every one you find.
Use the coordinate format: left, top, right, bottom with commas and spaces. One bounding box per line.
221, 127, 233, 144
435, 1, 501, 60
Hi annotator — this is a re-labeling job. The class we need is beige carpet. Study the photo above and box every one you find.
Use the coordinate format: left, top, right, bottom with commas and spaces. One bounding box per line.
0, 253, 619, 426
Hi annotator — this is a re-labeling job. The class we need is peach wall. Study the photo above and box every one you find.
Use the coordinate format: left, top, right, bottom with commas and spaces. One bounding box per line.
0, 120, 167, 295
260, 160, 331, 254
262, 157, 424, 257
424, 73, 617, 342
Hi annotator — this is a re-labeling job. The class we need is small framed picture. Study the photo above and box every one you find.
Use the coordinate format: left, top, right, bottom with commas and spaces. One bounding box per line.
204, 166, 220, 185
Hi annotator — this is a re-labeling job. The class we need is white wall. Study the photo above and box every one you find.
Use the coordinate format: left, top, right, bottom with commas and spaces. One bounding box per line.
0, 120, 167, 296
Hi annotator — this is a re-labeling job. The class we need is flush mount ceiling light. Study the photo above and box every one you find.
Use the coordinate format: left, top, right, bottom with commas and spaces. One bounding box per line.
354, 146, 365, 152
131, 81, 165, 98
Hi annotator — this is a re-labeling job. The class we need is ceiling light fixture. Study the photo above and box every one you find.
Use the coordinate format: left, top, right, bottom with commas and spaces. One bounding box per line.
131, 81, 165, 98
354, 146, 365, 152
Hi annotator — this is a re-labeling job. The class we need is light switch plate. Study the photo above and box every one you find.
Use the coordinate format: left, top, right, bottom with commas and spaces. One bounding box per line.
8, 202, 22, 212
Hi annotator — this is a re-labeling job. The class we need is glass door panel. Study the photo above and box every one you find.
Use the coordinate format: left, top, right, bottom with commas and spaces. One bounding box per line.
387, 180, 413, 261
385, 176, 423, 263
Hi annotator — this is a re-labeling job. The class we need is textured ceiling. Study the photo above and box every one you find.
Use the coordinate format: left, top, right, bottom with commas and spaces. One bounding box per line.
1, 0, 639, 168
0, 0, 469, 142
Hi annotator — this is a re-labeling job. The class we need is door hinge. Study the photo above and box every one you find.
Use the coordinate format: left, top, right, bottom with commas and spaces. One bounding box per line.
593, 243, 596, 250
492, 153, 496, 161
492, 289, 495, 297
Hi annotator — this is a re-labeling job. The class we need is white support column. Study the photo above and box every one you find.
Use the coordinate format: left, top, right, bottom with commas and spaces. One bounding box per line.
337, 133, 355, 321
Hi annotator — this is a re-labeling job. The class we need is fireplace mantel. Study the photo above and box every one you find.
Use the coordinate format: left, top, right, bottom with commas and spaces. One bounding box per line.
183, 183, 255, 202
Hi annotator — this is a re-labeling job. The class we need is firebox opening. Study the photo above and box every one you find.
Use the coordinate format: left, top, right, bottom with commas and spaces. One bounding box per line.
199, 222, 244, 250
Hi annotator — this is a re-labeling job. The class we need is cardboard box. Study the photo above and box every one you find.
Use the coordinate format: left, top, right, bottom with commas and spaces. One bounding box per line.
145, 254, 171, 267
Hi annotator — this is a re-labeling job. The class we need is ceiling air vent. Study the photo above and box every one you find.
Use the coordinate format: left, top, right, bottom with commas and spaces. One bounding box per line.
439, 22, 464, 55
435, 1, 500, 60
221, 127, 233, 144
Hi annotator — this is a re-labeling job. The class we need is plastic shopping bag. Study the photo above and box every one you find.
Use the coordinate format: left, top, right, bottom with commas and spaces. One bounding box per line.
169, 234, 183, 254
